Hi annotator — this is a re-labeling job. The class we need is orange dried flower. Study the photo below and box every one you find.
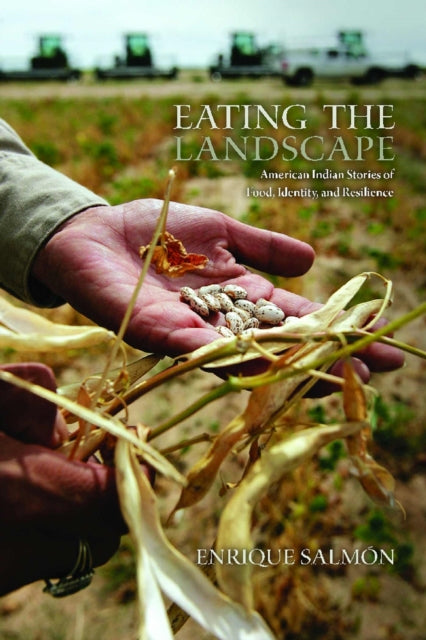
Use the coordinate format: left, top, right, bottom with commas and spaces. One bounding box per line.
139, 231, 208, 277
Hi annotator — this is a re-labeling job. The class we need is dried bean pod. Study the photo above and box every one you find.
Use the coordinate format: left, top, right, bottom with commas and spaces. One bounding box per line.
254, 304, 285, 325
199, 284, 222, 296
216, 326, 235, 338
225, 311, 245, 334
223, 284, 248, 299
200, 293, 221, 312
189, 295, 210, 317
180, 286, 197, 302
234, 299, 256, 315
215, 292, 235, 313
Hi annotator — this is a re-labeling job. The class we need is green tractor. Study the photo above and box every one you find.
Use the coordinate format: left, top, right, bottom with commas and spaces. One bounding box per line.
0, 35, 81, 81
95, 33, 178, 80
209, 32, 283, 80
31, 35, 69, 70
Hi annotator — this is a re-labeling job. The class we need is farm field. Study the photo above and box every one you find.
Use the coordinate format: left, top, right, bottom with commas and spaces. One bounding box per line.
0, 74, 425, 640
0, 69, 426, 100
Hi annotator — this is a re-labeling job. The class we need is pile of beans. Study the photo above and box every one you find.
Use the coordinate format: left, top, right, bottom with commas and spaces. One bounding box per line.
180, 284, 285, 337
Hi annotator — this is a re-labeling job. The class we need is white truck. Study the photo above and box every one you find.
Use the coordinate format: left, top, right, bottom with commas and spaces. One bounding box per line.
280, 32, 420, 86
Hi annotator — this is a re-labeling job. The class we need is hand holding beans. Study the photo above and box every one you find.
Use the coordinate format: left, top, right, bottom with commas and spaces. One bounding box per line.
32, 198, 403, 375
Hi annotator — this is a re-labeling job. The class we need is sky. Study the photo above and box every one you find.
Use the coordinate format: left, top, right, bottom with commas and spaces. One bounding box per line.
0, 0, 425, 69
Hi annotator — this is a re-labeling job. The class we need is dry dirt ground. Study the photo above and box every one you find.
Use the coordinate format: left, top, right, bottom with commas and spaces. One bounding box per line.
0, 69, 425, 100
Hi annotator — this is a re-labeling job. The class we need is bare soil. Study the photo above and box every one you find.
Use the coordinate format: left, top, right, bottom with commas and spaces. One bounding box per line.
0, 69, 425, 100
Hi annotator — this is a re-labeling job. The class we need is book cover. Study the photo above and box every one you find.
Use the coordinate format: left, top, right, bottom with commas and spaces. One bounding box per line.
0, 1, 424, 639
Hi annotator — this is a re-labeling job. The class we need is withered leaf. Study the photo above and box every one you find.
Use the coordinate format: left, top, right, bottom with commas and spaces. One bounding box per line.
139, 231, 208, 278
115, 439, 275, 640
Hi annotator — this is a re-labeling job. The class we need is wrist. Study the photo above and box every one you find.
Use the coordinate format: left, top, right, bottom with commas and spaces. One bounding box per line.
30, 206, 106, 305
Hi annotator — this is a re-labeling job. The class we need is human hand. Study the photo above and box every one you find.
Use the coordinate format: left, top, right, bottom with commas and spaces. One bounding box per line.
0, 363, 123, 595
32, 199, 403, 376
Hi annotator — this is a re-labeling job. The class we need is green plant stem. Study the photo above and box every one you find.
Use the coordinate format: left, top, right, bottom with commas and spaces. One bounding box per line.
360, 333, 426, 360
148, 377, 239, 440
159, 432, 214, 454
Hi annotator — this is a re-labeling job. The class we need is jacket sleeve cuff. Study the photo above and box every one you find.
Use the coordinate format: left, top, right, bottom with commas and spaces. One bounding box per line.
0, 121, 108, 306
